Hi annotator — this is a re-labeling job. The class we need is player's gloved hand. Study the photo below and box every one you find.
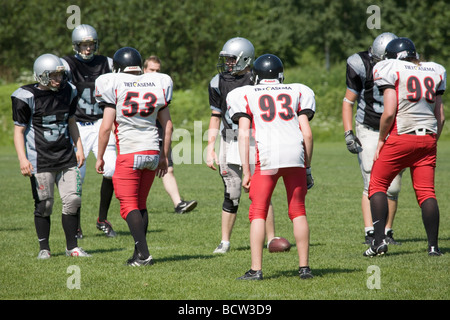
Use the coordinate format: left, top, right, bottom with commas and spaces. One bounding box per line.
306, 167, 314, 189
344, 130, 362, 154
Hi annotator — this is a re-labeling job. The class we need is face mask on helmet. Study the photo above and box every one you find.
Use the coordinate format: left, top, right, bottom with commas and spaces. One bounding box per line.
216, 37, 254, 75
33, 54, 68, 91
72, 24, 99, 60
217, 52, 252, 75
75, 40, 98, 60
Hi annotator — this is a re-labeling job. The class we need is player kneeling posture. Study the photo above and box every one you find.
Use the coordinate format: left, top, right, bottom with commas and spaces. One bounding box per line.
12, 54, 90, 259
95, 47, 173, 266
228, 54, 316, 280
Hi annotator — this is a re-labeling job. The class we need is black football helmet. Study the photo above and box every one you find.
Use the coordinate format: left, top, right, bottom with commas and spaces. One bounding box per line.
113, 47, 142, 73
384, 37, 418, 60
252, 54, 284, 84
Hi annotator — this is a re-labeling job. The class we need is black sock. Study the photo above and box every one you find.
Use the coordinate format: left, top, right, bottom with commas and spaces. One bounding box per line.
35, 215, 51, 251
98, 177, 114, 222
140, 209, 149, 234
76, 207, 81, 230
369, 192, 388, 246
62, 214, 78, 250
421, 198, 440, 248
126, 209, 150, 259
130, 210, 149, 259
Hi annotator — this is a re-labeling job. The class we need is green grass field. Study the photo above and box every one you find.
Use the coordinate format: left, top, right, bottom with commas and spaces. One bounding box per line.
0, 141, 449, 303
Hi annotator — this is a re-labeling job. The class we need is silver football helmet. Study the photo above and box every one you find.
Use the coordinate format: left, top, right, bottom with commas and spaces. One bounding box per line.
33, 54, 67, 91
217, 37, 255, 75
369, 32, 398, 62
72, 24, 99, 60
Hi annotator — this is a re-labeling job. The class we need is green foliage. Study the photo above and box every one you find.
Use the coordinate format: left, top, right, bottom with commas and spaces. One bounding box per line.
0, 83, 19, 146
1, 0, 449, 88
1, 0, 449, 145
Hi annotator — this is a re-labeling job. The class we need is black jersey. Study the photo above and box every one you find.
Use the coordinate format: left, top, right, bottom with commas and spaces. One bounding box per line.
208, 72, 253, 140
62, 55, 112, 123
346, 51, 384, 130
11, 83, 78, 173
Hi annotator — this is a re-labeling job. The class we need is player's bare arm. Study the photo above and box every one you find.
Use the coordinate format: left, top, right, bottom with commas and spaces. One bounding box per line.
342, 89, 358, 132
68, 117, 85, 168
434, 96, 445, 140
238, 117, 251, 192
13, 125, 33, 177
157, 107, 173, 178
342, 89, 361, 154
206, 111, 221, 170
96, 106, 115, 174
299, 114, 313, 168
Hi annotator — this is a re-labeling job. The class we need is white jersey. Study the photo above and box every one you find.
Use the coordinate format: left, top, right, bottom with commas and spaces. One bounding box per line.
373, 59, 446, 135
95, 72, 173, 154
227, 80, 315, 170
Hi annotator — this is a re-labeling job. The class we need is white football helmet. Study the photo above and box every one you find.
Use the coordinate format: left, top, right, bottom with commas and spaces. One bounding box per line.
217, 37, 255, 75
72, 24, 99, 60
33, 54, 67, 91
369, 32, 398, 62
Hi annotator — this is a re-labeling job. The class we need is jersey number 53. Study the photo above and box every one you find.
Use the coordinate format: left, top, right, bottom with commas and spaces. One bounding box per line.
122, 91, 158, 117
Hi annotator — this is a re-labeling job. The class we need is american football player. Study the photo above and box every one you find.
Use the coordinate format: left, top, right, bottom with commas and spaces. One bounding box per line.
207, 37, 281, 254
367, 38, 446, 257
12, 53, 90, 259
95, 47, 173, 266
61, 24, 117, 238
228, 54, 315, 279
342, 32, 403, 245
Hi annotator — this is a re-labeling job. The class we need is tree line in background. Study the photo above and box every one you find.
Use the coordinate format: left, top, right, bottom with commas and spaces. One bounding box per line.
0, 0, 449, 89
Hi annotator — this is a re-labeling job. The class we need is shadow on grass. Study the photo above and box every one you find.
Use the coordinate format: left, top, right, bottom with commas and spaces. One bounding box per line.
267, 267, 359, 280
155, 253, 218, 263
50, 247, 127, 257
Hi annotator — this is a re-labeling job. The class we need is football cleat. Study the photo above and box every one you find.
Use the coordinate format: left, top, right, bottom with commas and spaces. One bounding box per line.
126, 255, 154, 267
66, 247, 91, 257
213, 241, 230, 254
37, 249, 51, 260
363, 229, 374, 245
385, 230, 401, 245
428, 246, 443, 256
96, 219, 117, 237
237, 269, 263, 280
299, 267, 314, 279
75, 228, 83, 239
174, 200, 197, 214
363, 240, 388, 257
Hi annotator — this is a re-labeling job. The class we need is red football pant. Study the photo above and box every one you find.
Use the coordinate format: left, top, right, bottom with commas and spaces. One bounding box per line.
249, 167, 307, 222
113, 151, 158, 219
369, 133, 437, 206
